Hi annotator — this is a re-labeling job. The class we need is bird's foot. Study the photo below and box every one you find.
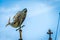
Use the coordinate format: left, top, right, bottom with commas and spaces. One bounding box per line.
16, 25, 25, 31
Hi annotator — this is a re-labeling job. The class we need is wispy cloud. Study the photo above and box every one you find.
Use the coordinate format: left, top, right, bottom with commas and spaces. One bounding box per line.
0, 2, 55, 17
0, 5, 21, 14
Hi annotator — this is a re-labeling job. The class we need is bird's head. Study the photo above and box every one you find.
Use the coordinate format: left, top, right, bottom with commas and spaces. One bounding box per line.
22, 8, 27, 13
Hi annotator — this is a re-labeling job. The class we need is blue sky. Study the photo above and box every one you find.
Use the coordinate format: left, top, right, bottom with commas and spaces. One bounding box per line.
0, 0, 60, 40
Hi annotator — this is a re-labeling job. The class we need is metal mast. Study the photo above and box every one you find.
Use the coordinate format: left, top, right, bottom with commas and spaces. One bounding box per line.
19, 28, 23, 40
17, 25, 25, 40
55, 13, 60, 40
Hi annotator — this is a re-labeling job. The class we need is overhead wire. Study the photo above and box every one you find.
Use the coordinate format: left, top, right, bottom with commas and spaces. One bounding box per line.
55, 13, 60, 40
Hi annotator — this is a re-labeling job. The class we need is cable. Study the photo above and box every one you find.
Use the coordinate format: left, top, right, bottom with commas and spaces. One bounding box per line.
55, 13, 60, 40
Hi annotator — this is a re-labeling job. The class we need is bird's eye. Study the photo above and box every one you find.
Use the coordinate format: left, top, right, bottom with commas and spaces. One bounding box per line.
24, 10, 27, 13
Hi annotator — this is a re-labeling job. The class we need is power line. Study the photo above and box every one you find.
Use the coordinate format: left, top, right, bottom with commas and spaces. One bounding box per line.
55, 13, 60, 40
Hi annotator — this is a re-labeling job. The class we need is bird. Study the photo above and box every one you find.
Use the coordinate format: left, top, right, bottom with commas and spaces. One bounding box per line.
6, 8, 27, 28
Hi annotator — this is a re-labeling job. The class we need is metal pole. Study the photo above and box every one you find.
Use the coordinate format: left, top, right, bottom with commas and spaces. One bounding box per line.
19, 28, 23, 40
55, 13, 60, 40
18, 25, 24, 40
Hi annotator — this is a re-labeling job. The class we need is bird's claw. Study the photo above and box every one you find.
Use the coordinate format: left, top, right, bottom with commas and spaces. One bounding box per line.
16, 25, 25, 31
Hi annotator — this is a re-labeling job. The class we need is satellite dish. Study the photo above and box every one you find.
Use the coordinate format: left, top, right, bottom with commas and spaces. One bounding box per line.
6, 8, 27, 28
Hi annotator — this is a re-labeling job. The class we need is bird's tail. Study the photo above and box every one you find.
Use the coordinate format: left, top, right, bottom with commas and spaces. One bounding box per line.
6, 18, 10, 27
